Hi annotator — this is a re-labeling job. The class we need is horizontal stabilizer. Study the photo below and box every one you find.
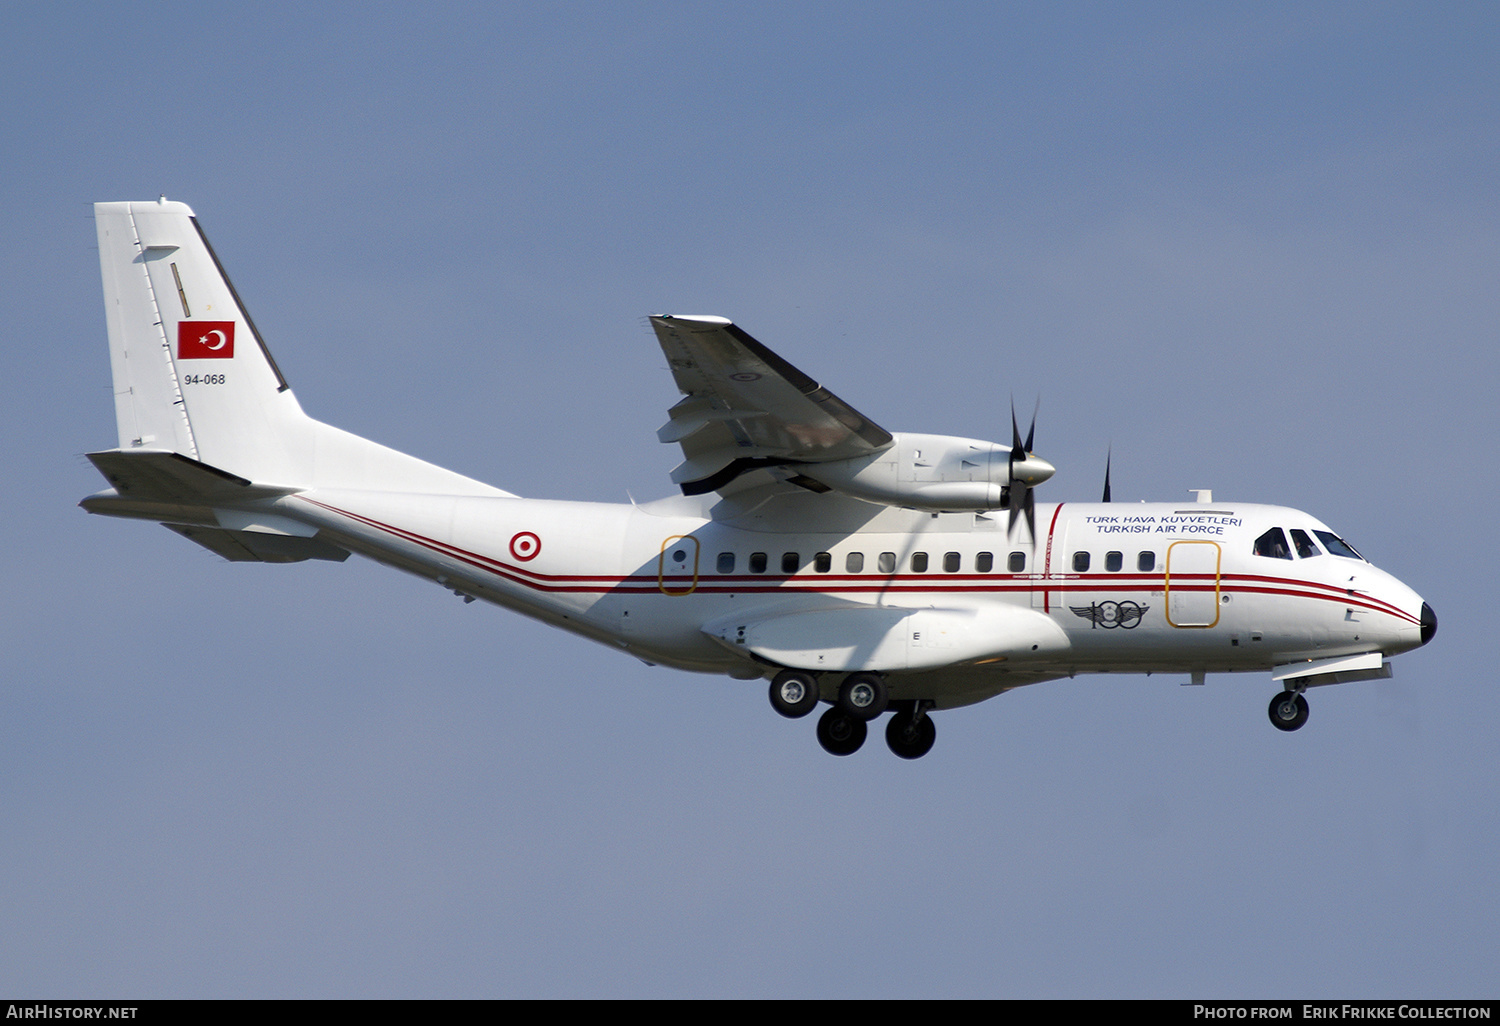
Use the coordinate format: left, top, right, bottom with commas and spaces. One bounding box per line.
164, 523, 350, 563
82, 449, 348, 561
85, 449, 295, 507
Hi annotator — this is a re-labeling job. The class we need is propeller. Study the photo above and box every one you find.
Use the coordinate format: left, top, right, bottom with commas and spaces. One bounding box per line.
1102, 447, 1112, 503
1007, 398, 1055, 539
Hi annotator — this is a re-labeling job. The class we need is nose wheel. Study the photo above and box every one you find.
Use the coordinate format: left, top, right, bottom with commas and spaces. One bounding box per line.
1268, 690, 1310, 732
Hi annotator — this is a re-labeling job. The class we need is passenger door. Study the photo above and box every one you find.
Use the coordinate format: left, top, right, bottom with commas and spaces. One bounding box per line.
1165, 540, 1221, 627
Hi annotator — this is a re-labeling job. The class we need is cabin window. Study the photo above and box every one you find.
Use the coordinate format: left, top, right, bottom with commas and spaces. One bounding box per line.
749, 552, 767, 574
716, 552, 735, 574
944, 551, 961, 573
1314, 530, 1364, 560
1290, 529, 1320, 558
1137, 551, 1156, 572
1073, 551, 1091, 572
911, 552, 929, 573
781, 552, 800, 574
846, 552, 864, 573
814, 551, 832, 573
878, 552, 896, 574
1105, 551, 1123, 572
1008, 551, 1026, 573
976, 551, 994, 573
1253, 528, 1292, 560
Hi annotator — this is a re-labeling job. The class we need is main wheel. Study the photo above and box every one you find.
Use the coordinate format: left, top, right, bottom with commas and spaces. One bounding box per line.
768, 670, 820, 718
838, 672, 888, 721
1268, 691, 1310, 732
816, 707, 867, 756
886, 710, 937, 760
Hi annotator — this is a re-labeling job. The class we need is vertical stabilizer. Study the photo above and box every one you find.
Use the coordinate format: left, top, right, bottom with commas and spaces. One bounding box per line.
95, 199, 306, 484
93, 200, 511, 498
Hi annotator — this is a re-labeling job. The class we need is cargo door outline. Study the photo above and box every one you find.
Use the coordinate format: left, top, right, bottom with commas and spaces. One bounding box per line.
658, 535, 700, 596
1165, 540, 1221, 628
1034, 502, 1066, 613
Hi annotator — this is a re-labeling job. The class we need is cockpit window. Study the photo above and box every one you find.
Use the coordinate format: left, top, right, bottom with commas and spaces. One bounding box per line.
1314, 530, 1364, 560
1253, 527, 1292, 560
1290, 529, 1320, 559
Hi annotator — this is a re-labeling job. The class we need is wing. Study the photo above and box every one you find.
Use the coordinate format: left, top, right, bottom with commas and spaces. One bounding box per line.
650, 315, 893, 495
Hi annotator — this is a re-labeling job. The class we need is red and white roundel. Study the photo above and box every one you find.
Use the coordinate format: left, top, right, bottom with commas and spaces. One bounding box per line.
509, 531, 541, 561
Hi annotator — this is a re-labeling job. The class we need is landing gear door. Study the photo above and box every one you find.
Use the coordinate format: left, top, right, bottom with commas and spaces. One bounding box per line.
1165, 540, 1221, 628
658, 535, 700, 596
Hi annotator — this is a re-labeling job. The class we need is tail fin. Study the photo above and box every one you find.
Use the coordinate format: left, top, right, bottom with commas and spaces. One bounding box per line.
95, 199, 304, 483
92, 199, 509, 497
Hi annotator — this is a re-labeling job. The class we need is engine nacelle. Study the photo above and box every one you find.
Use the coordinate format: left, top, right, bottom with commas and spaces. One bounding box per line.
796, 432, 1053, 513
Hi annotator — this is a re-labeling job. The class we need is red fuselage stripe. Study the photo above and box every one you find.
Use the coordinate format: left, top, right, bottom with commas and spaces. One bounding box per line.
295, 497, 1419, 624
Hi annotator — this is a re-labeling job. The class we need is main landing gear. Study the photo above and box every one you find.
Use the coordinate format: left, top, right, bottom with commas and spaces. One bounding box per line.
885, 703, 937, 759
768, 671, 937, 759
816, 706, 867, 756
837, 672, 888, 721
769, 670, 820, 718
1268, 688, 1310, 732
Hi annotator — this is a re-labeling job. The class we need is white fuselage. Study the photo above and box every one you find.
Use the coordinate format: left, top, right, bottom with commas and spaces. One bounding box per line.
280, 488, 1428, 709
81, 199, 1435, 755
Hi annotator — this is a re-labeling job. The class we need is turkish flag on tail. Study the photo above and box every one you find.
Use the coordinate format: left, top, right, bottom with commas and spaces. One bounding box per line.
178, 321, 235, 359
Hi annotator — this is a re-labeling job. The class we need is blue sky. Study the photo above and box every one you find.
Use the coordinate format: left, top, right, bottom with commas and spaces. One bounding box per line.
2, 1, 1496, 997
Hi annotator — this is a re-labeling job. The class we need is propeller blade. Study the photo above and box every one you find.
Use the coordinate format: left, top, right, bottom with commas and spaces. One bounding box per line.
1007, 396, 1047, 538
1007, 483, 1036, 540
1102, 448, 1112, 503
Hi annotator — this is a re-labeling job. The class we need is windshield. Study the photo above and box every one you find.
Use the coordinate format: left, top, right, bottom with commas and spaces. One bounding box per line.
1254, 525, 1365, 561
1253, 527, 1291, 559
1313, 530, 1364, 560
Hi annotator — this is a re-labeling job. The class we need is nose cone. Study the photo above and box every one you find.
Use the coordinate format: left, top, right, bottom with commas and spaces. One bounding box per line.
1420, 602, 1437, 646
